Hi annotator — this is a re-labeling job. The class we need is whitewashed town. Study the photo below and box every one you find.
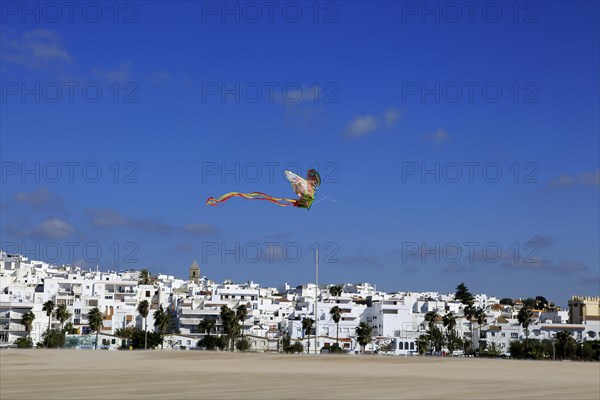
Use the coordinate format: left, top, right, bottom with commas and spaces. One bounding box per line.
1, 251, 599, 360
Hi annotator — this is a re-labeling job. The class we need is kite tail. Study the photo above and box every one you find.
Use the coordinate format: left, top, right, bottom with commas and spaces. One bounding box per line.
206, 192, 297, 207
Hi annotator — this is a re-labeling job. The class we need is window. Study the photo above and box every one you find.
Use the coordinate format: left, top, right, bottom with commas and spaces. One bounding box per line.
111, 339, 116, 344
75, 309, 81, 314
410, 342, 415, 350
511, 333, 518, 339
146, 291, 150, 297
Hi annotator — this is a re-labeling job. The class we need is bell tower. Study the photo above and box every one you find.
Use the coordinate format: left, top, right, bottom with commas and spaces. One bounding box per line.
189, 260, 200, 284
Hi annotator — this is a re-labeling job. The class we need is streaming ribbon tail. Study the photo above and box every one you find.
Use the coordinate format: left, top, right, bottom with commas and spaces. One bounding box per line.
206, 192, 297, 207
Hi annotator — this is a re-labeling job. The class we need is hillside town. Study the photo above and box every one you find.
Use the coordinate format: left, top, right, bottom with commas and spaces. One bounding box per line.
1, 251, 599, 359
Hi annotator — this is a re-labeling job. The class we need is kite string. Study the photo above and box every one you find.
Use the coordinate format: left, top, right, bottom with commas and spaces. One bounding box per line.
316, 192, 451, 243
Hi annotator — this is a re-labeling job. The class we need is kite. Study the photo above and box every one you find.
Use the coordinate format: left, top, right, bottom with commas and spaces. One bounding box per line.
206, 169, 321, 210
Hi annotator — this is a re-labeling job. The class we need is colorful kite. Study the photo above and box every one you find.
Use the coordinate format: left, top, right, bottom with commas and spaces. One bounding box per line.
206, 169, 321, 210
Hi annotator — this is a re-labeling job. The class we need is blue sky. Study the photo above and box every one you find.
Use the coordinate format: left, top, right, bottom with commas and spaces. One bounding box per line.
1, 1, 598, 306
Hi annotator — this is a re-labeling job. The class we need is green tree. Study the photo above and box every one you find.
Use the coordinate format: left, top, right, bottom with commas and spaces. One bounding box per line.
198, 318, 216, 337
289, 342, 304, 353
329, 285, 343, 298
236, 304, 248, 341
115, 326, 136, 348
463, 304, 475, 348
153, 305, 171, 349
198, 335, 219, 350
215, 335, 228, 351
130, 329, 162, 349
442, 312, 456, 332
355, 322, 372, 353
535, 296, 549, 310
428, 325, 445, 353
555, 331, 576, 360
417, 334, 430, 355
42, 300, 55, 331
522, 298, 536, 308
220, 305, 239, 351
86, 307, 103, 350
236, 337, 251, 351
499, 298, 514, 306
446, 329, 463, 355
455, 282, 474, 305
137, 300, 150, 350
474, 308, 486, 349
302, 317, 315, 353
63, 322, 78, 334
20, 311, 35, 342
329, 306, 342, 346
138, 269, 154, 285
15, 337, 33, 348
38, 328, 65, 348
56, 304, 72, 330
517, 306, 534, 349
424, 311, 439, 330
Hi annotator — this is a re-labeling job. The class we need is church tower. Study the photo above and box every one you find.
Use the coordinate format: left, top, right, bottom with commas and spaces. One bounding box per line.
189, 260, 200, 284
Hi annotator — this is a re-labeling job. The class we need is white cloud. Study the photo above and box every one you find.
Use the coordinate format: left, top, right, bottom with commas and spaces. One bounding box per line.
384, 108, 403, 127
31, 218, 74, 239
7, 218, 74, 240
14, 188, 63, 210
92, 62, 132, 83
150, 70, 174, 83
547, 170, 600, 189
343, 115, 379, 137
342, 107, 402, 138
1, 29, 72, 69
422, 128, 450, 147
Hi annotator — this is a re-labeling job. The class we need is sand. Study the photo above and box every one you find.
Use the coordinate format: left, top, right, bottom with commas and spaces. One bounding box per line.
1, 350, 599, 400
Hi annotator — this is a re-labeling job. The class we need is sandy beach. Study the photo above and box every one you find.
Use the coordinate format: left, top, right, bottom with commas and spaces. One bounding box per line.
1, 350, 598, 400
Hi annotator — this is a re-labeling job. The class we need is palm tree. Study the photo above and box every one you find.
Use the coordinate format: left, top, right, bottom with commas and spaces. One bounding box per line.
446, 329, 463, 355
417, 334, 430, 355
473, 308, 486, 350
428, 325, 445, 353
56, 304, 72, 330
153, 305, 171, 349
115, 326, 136, 348
442, 312, 457, 332
87, 307, 104, 350
517, 306, 534, 349
355, 322, 372, 353
138, 269, 153, 285
329, 285, 343, 299
42, 300, 55, 331
220, 305, 239, 351
302, 317, 314, 353
329, 306, 342, 347
137, 300, 150, 350
63, 322, 78, 334
198, 318, 216, 337
236, 304, 248, 340
21, 311, 35, 344
555, 330, 575, 359
424, 311, 439, 330
463, 304, 475, 336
